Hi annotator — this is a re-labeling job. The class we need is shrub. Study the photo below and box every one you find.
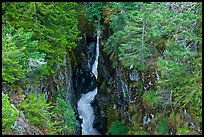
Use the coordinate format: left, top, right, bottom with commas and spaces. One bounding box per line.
143, 90, 159, 107
2, 93, 19, 134
108, 120, 129, 135
18, 93, 52, 129
53, 97, 77, 135
157, 118, 168, 135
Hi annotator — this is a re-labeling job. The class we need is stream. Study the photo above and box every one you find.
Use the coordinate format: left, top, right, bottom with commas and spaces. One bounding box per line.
77, 30, 101, 135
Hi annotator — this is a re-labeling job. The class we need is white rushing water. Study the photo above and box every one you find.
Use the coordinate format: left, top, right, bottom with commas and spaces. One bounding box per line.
77, 30, 101, 135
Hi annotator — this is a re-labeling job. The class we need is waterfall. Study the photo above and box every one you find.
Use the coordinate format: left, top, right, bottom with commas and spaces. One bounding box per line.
77, 30, 101, 135
156, 69, 160, 81
91, 32, 100, 79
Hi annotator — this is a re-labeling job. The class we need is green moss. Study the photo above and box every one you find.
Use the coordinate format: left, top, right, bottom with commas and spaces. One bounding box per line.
106, 96, 121, 129
143, 90, 159, 107
132, 130, 148, 135
99, 80, 108, 93
69, 49, 78, 68
108, 120, 129, 135
170, 112, 176, 120
96, 73, 104, 85
177, 127, 190, 134
128, 120, 148, 135
157, 117, 168, 135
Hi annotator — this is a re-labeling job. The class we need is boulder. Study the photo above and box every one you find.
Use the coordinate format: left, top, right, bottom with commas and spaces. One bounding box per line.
129, 69, 139, 81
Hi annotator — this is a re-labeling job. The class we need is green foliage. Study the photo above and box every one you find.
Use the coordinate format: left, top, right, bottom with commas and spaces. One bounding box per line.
100, 80, 108, 93
2, 93, 19, 134
108, 2, 139, 32
2, 2, 79, 77
55, 89, 66, 99
128, 117, 148, 135
2, 24, 48, 85
155, 2, 202, 129
143, 90, 159, 107
103, 2, 202, 135
18, 94, 72, 135
177, 122, 190, 135
104, 3, 158, 71
108, 120, 129, 135
157, 118, 168, 135
46, 120, 61, 135
2, 2, 202, 135
53, 97, 77, 135
132, 130, 148, 135
170, 112, 176, 120
18, 93, 52, 129
106, 96, 121, 128
2, 26, 27, 83
87, 2, 106, 23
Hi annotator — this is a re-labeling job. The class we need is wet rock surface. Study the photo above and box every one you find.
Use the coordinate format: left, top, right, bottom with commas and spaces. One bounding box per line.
73, 39, 98, 97
90, 45, 112, 135
74, 68, 97, 96
129, 69, 140, 81
91, 94, 108, 135
87, 41, 96, 67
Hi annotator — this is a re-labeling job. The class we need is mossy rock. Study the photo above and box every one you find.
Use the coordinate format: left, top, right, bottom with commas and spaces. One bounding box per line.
97, 74, 104, 85
129, 81, 137, 88
143, 90, 159, 108
106, 87, 113, 95
69, 49, 78, 68
97, 63, 104, 84
99, 80, 108, 93
128, 122, 148, 135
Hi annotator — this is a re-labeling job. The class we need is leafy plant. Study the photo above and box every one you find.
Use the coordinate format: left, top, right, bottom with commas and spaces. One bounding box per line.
143, 90, 159, 107
108, 120, 129, 135
157, 117, 168, 135
2, 2, 79, 77
128, 119, 148, 135
133, 130, 148, 135
87, 2, 106, 23
2, 23, 48, 88
2, 26, 27, 83
2, 93, 19, 134
18, 93, 52, 129
103, 2, 202, 135
53, 97, 77, 135
104, 3, 158, 71
177, 125, 190, 135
